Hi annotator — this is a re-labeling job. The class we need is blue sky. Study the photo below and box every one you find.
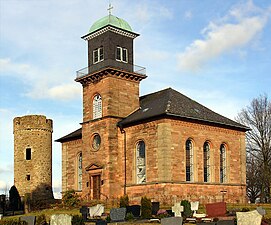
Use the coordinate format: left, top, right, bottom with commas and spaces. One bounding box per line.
1, 0, 271, 198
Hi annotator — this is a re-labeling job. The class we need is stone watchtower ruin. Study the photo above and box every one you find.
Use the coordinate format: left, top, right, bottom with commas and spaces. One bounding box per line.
13, 115, 54, 200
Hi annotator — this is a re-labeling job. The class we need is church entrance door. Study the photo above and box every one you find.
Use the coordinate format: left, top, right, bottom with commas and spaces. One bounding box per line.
92, 174, 101, 200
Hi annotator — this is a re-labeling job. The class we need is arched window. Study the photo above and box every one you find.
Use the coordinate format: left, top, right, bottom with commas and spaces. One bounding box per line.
186, 139, 193, 182
136, 141, 146, 184
77, 152, 82, 191
93, 94, 102, 119
220, 144, 227, 183
203, 142, 210, 182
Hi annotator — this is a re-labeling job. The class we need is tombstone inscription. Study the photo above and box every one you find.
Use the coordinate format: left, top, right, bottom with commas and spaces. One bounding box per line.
110, 208, 126, 222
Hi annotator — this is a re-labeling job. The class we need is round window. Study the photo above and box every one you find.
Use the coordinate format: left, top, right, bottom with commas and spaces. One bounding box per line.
92, 134, 101, 151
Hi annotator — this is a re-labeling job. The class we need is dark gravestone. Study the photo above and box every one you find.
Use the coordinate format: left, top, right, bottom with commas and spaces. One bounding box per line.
206, 202, 227, 217
96, 220, 107, 225
161, 217, 183, 225
152, 202, 160, 215
80, 206, 89, 221
217, 220, 235, 225
166, 209, 174, 217
110, 207, 126, 222
21, 216, 36, 225
126, 205, 141, 217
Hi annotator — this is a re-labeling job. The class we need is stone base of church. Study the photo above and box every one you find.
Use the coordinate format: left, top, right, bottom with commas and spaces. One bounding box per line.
126, 182, 247, 205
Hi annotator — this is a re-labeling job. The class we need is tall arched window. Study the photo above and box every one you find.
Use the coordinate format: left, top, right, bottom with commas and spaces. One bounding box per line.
136, 141, 146, 184
203, 142, 210, 182
186, 139, 193, 182
93, 94, 102, 119
77, 152, 82, 191
220, 144, 227, 183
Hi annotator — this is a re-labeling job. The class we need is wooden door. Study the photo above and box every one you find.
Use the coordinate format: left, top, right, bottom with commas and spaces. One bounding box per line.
92, 175, 101, 199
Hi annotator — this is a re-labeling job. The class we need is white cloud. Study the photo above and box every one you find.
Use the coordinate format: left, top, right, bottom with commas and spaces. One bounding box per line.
177, 1, 270, 71
0, 58, 81, 101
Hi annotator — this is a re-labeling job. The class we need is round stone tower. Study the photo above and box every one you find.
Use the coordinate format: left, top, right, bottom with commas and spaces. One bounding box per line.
13, 115, 54, 200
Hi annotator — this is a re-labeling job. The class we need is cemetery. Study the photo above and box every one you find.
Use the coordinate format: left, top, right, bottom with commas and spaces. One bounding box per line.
1, 2, 271, 225
0, 192, 271, 224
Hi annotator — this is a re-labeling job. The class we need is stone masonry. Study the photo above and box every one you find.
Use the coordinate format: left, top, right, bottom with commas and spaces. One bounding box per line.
13, 115, 53, 200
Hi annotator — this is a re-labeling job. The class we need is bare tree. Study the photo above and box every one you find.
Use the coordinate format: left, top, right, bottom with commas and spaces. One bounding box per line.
237, 94, 271, 203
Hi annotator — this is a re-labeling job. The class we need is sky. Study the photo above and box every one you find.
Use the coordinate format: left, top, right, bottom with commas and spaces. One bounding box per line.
1, 0, 271, 198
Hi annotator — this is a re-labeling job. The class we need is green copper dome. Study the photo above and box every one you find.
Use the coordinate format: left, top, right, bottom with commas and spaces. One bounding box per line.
89, 15, 133, 33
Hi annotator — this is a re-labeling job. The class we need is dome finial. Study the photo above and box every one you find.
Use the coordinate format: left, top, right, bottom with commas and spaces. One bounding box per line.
107, 2, 113, 15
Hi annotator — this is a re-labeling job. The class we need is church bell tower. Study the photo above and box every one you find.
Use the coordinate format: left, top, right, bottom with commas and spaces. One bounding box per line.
75, 10, 146, 200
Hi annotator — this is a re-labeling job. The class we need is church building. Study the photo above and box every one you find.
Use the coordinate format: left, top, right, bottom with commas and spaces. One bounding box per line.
56, 13, 249, 204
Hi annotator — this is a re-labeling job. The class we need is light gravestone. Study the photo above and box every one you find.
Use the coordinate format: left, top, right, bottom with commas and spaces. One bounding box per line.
20, 216, 36, 225
89, 204, 104, 218
161, 217, 183, 225
50, 214, 72, 225
236, 210, 262, 225
110, 208, 126, 222
171, 203, 183, 217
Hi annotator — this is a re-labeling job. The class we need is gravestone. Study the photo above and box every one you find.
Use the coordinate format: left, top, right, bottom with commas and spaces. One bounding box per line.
50, 214, 72, 225
126, 205, 141, 217
152, 202, 160, 215
216, 220, 235, 225
80, 206, 89, 221
89, 204, 104, 218
206, 202, 227, 217
256, 206, 266, 216
161, 217, 183, 225
172, 202, 183, 217
236, 210, 262, 225
190, 201, 199, 211
110, 207, 126, 222
20, 216, 36, 225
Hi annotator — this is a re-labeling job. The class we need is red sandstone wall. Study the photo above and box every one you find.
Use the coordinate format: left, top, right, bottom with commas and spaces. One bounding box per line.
123, 118, 247, 204
62, 139, 82, 194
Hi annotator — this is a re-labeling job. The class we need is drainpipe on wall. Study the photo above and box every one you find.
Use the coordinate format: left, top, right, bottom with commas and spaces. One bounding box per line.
120, 126, 127, 196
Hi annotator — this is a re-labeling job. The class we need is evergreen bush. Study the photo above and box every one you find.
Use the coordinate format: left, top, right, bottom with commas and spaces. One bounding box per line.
180, 200, 192, 218
141, 196, 152, 219
119, 195, 129, 208
62, 190, 80, 208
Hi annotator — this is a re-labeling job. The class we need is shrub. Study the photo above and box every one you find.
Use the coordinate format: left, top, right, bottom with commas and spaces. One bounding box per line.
72, 215, 85, 225
180, 200, 192, 218
141, 196, 152, 219
62, 190, 80, 208
9, 185, 21, 211
36, 214, 47, 225
126, 212, 134, 221
119, 195, 129, 208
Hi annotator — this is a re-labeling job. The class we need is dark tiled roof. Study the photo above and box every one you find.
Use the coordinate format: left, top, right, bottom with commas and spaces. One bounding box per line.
118, 88, 249, 131
55, 128, 82, 143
